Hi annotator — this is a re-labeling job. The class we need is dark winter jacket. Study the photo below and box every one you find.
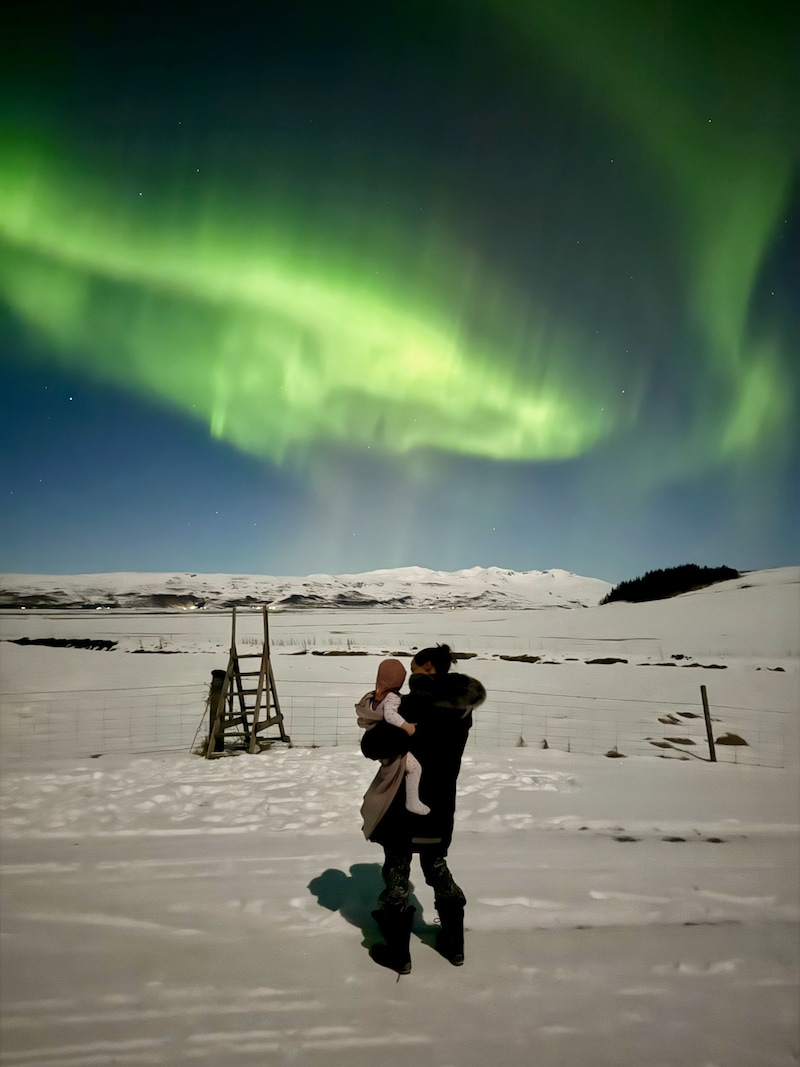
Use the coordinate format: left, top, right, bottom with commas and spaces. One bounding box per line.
360, 670, 486, 853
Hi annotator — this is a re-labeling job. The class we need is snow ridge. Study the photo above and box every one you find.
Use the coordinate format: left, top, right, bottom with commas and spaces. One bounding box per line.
0, 566, 613, 611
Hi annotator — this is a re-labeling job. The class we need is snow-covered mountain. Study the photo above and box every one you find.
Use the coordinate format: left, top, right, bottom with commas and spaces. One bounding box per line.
0, 566, 612, 611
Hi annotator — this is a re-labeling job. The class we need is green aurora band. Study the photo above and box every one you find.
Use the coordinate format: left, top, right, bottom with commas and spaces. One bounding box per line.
0, 137, 629, 467
516, 0, 798, 459
0, 2, 796, 477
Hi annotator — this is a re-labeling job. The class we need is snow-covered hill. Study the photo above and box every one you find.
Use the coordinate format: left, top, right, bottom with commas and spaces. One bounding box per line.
0, 566, 612, 610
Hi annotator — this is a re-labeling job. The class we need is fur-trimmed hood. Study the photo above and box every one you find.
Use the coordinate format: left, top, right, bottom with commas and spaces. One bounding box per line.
406, 671, 486, 715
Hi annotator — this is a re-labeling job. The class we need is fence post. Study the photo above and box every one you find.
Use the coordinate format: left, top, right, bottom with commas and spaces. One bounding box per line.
700, 685, 716, 762
209, 670, 226, 753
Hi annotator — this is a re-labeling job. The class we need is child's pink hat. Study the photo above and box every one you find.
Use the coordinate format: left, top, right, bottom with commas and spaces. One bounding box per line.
376, 658, 406, 693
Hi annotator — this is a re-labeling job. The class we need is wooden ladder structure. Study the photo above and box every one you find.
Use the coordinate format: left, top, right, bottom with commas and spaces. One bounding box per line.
204, 606, 290, 757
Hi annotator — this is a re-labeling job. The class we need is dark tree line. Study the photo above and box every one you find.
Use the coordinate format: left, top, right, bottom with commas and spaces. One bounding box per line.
600, 564, 740, 605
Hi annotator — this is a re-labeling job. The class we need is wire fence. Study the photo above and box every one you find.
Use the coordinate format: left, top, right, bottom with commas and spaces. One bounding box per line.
0, 685, 207, 758
0, 678, 792, 768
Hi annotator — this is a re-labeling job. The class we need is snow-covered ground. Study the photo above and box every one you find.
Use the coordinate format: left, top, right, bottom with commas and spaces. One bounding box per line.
0, 567, 798, 1065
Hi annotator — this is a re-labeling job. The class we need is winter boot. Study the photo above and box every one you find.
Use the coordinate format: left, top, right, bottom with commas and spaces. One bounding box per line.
436, 900, 465, 966
370, 905, 415, 975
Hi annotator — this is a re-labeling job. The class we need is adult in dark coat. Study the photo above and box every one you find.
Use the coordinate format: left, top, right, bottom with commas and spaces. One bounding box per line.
360, 644, 486, 972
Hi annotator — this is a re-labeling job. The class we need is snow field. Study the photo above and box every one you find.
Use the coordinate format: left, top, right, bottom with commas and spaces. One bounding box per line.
0, 567, 797, 1065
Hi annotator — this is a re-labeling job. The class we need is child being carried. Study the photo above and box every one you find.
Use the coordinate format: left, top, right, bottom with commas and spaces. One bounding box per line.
356, 658, 430, 816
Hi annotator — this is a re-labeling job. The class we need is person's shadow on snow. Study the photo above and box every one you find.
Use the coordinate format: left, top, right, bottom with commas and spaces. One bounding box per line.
308, 864, 438, 953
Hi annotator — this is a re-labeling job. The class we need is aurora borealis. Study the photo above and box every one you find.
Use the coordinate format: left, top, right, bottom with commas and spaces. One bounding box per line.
1, 0, 797, 578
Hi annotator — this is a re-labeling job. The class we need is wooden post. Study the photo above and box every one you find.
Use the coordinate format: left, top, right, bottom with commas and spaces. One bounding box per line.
700, 685, 716, 762
208, 669, 227, 753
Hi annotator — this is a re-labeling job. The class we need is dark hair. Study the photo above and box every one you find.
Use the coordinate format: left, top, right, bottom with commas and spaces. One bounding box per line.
412, 643, 454, 674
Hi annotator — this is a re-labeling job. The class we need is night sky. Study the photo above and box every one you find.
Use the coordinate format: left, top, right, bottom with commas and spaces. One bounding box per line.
1, 0, 798, 581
